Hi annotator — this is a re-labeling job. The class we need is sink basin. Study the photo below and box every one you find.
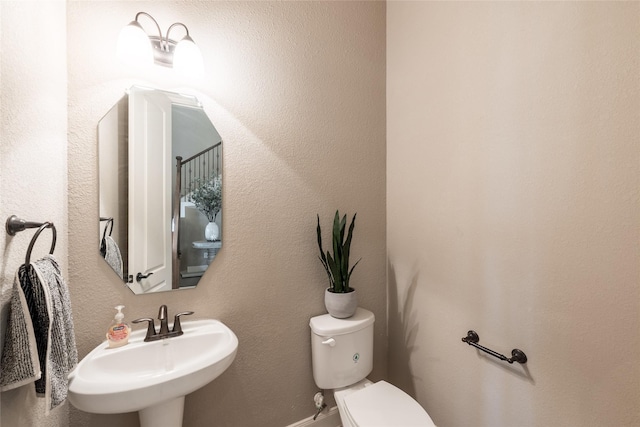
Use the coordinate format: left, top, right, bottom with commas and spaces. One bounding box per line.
68, 319, 237, 421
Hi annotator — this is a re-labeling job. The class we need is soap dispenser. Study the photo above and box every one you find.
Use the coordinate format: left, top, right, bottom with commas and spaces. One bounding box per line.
106, 305, 131, 348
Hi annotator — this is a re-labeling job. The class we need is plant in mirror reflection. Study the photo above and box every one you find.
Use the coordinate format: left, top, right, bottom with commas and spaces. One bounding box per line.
192, 175, 222, 222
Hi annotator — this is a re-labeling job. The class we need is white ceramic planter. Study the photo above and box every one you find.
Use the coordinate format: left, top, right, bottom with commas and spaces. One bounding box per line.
324, 288, 358, 318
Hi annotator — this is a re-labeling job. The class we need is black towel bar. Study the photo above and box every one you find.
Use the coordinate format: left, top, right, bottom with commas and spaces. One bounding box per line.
461, 330, 527, 364
6, 215, 57, 265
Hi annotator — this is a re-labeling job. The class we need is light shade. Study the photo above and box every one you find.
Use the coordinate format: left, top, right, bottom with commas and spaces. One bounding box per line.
173, 35, 204, 79
117, 20, 153, 66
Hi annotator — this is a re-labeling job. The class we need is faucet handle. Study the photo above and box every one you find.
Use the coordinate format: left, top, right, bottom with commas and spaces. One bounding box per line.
132, 317, 156, 342
172, 311, 195, 335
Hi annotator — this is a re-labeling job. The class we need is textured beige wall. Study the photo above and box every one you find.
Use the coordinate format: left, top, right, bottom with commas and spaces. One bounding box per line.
0, 2, 69, 426
387, 2, 639, 427
67, 2, 385, 427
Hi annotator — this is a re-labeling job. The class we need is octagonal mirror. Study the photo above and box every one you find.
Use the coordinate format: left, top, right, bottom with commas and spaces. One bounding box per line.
98, 86, 222, 294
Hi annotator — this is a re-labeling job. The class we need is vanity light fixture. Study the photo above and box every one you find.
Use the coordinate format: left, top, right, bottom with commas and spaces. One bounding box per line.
117, 11, 204, 78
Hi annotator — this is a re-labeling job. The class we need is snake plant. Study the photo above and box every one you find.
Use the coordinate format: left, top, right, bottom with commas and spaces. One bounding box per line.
317, 210, 361, 293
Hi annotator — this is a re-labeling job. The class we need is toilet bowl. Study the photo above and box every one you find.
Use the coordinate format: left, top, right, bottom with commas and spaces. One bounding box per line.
334, 379, 436, 427
310, 308, 436, 427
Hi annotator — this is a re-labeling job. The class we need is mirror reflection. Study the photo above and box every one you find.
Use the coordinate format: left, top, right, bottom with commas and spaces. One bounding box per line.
98, 86, 222, 294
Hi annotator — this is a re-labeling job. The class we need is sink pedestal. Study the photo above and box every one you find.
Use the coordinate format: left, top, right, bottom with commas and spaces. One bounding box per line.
139, 396, 185, 427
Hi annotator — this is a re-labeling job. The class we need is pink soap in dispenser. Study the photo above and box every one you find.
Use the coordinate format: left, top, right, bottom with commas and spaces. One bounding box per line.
106, 305, 131, 348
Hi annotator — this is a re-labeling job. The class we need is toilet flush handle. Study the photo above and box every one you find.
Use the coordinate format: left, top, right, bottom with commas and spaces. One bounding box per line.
321, 338, 336, 347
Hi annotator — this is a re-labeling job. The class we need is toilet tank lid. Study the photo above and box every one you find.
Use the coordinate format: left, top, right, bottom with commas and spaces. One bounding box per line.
310, 308, 374, 336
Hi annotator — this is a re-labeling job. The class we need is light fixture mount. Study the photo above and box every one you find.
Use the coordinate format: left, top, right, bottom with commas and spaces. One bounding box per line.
148, 35, 178, 68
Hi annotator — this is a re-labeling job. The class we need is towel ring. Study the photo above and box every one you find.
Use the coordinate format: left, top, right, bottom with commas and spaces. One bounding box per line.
100, 217, 114, 240
25, 222, 57, 266
99, 217, 114, 257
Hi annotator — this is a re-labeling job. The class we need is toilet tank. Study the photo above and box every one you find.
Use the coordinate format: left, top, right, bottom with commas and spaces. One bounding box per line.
310, 308, 374, 390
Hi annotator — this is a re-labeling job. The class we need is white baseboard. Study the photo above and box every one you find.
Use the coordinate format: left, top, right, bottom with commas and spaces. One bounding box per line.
285, 406, 341, 427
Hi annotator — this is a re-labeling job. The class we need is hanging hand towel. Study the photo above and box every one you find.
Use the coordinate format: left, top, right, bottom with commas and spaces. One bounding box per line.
0, 255, 78, 414
0, 267, 42, 391
29, 255, 78, 414
103, 235, 123, 279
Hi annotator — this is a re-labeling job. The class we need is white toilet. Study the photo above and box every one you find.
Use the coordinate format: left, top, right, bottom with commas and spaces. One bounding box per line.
310, 308, 436, 427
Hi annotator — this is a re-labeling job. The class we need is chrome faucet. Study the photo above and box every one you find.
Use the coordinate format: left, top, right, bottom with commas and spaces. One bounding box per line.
133, 305, 194, 342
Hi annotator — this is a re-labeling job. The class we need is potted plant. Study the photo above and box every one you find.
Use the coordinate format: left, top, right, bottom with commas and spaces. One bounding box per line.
191, 175, 222, 241
316, 210, 361, 318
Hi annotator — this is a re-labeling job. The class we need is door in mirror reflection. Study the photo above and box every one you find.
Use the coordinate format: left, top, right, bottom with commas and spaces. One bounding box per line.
98, 87, 222, 294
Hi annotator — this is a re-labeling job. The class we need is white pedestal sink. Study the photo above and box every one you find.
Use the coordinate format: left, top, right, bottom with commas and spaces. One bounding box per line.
68, 319, 238, 427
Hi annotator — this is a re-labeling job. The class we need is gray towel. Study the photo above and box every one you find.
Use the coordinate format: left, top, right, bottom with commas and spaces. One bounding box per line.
32, 255, 78, 413
104, 236, 123, 279
0, 255, 77, 414
0, 268, 42, 391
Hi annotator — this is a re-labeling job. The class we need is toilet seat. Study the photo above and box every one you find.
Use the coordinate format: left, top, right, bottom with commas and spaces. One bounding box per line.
341, 381, 436, 427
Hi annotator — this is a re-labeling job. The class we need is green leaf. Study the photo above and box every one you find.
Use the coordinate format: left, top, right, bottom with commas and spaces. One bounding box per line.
339, 213, 347, 244
344, 213, 356, 252
327, 252, 340, 291
317, 215, 335, 287
346, 258, 361, 289
317, 215, 327, 265
332, 212, 342, 284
